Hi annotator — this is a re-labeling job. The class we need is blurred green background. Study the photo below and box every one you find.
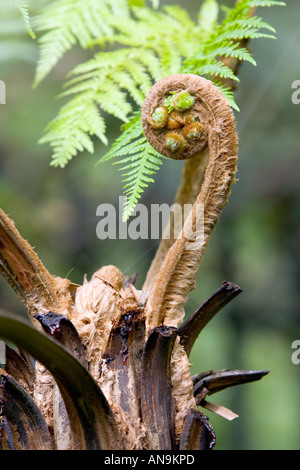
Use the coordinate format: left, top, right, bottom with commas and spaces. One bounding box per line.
0, 0, 299, 449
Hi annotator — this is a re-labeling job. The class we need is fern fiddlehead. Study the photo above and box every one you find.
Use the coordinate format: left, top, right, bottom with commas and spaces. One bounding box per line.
142, 74, 209, 160
142, 74, 238, 329
139, 73, 239, 440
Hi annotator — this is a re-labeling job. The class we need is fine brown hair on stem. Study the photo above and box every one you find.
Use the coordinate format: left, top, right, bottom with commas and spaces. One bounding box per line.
143, 74, 238, 331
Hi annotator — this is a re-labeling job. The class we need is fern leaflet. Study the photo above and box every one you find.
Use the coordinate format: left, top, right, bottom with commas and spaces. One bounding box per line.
33, 0, 131, 87
99, 113, 164, 221
16, 1, 36, 38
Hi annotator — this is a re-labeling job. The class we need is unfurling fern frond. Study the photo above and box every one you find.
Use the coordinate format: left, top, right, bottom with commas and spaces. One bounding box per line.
36, 0, 285, 219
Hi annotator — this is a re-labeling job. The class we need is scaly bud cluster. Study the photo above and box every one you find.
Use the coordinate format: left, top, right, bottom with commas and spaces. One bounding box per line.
142, 75, 209, 160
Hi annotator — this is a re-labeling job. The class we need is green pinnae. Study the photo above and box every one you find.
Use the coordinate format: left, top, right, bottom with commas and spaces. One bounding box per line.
172, 91, 195, 111
165, 132, 186, 152
150, 106, 168, 129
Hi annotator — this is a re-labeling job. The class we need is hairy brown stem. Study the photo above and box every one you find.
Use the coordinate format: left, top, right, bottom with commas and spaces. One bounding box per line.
143, 150, 209, 294
142, 74, 238, 331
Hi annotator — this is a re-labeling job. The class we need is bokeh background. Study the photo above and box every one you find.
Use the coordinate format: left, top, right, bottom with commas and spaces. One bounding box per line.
0, 0, 299, 449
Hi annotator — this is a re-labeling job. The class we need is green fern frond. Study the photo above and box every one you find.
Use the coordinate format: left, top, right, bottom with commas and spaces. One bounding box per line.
249, 1, 285, 6
198, 0, 219, 31
120, 145, 163, 222
40, 46, 164, 167
16, 1, 36, 38
33, 0, 131, 87
213, 81, 239, 111
35, 0, 285, 219
99, 113, 144, 162
0, 0, 37, 63
98, 114, 164, 221
39, 97, 107, 167
183, 0, 281, 80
